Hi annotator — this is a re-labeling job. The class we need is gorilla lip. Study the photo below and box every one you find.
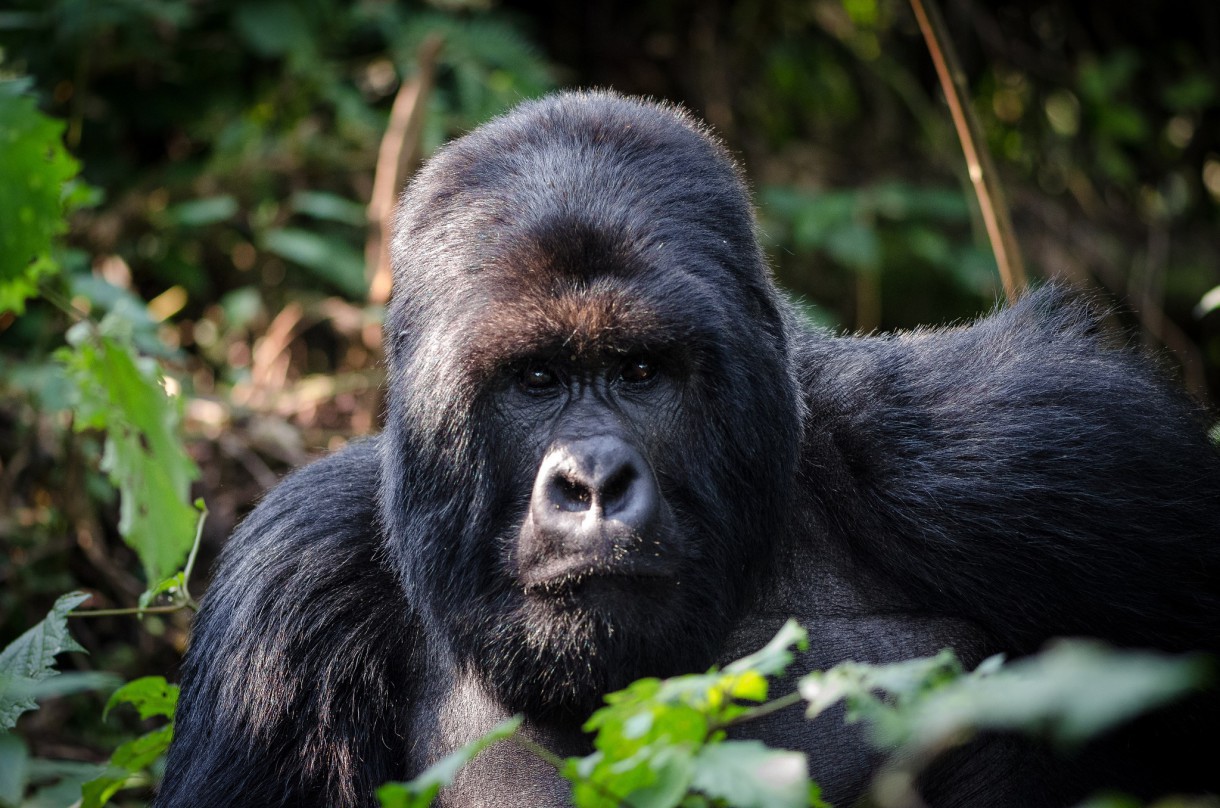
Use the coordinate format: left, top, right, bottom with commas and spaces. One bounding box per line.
519, 556, 675, 594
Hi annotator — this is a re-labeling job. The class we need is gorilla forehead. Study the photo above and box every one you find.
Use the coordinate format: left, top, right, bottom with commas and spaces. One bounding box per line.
390, 91, 764, 307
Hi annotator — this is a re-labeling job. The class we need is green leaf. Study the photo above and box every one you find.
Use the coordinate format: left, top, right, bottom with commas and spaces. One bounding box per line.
232, 1, 312, 58
905, 641, 1205, 749
570, 622, 811, 808
0, 732, 30, 806
59, 337, 199, 584
0, 84, 83, 314
799, 641, 1203, 759
165, 195, 239, 227
291, 190, 368, 227
79, 679, 178, 808
80, 725, 173, 808
725, 619, 808, 678
261, 227, 368, 298
103, 676, 179, 722
139, 571, 189, 610
690, 741, 809, 808
377, 716, 522, 808
1162, 74, 1216, 111
0, 592, 89, 731
825, 221, 881, 271
0, 672, 119, 706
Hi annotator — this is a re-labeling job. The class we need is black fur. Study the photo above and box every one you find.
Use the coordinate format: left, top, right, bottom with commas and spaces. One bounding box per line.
158, 92, 1220, 808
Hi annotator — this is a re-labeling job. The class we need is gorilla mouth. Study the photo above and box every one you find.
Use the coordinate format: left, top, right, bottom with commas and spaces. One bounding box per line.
519, 555, 676, 596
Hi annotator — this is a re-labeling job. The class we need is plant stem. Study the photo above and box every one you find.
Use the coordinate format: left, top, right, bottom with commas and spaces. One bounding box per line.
717, 690, 805, 729
908, 0, 1027, 303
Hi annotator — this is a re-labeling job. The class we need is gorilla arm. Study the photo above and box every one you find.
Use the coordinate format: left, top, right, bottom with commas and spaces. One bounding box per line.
156, 441, 415, 808
795, 284, 1220, 655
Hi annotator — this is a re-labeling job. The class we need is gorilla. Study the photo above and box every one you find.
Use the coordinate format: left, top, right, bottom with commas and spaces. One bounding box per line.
157, 91, 1220, 807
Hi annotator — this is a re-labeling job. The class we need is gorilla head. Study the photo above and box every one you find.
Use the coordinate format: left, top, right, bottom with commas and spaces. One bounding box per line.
380, 91, 802, 717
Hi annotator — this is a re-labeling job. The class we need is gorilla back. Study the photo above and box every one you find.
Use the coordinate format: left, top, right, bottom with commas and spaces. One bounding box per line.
158, 91, 1220, 808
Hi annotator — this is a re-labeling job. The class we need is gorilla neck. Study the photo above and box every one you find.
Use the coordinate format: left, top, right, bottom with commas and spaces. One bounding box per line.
464, 587, 734, 720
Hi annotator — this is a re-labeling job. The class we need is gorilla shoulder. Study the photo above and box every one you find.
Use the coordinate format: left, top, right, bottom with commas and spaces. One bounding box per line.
158, 438, 415, 808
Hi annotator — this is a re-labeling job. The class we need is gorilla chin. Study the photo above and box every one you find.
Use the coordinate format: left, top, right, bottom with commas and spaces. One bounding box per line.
484, 517, 744, 718
476, 589, 727, 720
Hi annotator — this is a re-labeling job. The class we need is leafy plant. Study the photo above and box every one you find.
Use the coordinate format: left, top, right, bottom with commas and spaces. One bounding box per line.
377, 622, 1205, 808
0, 80, 86, 315
80, 677, 179, 808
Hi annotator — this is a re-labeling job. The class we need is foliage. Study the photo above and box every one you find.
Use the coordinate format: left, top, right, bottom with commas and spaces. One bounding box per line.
57, 331, 200, 587
0, 81, 84, 315
564, 621, 815, 808
812, 641, 1207, 753
80, 678, 178, 808
376, 717, 523, 808
2, 1, 1218, 806
0, 593, 117, 807
0, 592, 93, 732
376, 622, 1205, 808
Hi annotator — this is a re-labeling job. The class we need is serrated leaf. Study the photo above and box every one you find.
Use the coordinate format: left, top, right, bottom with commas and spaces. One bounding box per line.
690, 741, 809, 808
60, 337, 199, 584
0, 591, 90, 731
103, 676, 179, 722
0, 85, 83, 314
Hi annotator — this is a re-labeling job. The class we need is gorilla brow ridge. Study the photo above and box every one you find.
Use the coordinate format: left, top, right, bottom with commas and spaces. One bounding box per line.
463, 284, 699, 380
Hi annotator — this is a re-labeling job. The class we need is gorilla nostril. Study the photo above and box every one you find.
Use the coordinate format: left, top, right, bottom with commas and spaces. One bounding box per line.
552, 474, 592, 511
531, 437, 662, 543
600, 466, 636, 510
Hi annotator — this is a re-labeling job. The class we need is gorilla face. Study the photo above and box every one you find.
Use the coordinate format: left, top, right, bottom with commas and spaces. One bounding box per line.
380, 92, 802, 717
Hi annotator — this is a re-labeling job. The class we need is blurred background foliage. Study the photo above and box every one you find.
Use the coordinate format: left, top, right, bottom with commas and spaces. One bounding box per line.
0, 0, 1218, 802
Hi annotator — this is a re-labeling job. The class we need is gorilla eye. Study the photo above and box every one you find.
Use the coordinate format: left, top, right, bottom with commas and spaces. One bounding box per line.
518, 363, 559, 391
620, 357, 658, 385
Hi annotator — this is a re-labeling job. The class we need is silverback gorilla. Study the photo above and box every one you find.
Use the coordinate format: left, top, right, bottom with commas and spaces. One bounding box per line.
158, 92, 1220, 807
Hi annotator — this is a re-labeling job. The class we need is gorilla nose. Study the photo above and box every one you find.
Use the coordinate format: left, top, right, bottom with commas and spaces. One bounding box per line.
532, 436, 660, 537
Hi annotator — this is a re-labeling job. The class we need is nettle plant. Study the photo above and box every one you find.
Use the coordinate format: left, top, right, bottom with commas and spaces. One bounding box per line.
376, 620, 1205, 808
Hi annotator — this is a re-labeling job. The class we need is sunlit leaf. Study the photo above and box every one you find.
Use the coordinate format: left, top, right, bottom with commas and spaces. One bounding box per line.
59, 337, 199, 584
690, 741, 808, 808
0, 81, 82, 314
103, 676, 179, 722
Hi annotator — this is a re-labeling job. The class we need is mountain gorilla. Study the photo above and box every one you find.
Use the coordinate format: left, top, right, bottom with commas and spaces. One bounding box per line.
158, 92, 1220, 807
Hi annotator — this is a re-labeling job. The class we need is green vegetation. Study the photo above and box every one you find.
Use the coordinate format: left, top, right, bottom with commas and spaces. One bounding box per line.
2, 0, 1217, 805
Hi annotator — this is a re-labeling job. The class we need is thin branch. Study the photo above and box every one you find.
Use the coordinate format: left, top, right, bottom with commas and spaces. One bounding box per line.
366, 35, 445, 306
716, 690, 805, 729
908, 0, 1028, 303
181, 501, 208, 597
509, 733, 566, 771
69, 604, 188, 618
